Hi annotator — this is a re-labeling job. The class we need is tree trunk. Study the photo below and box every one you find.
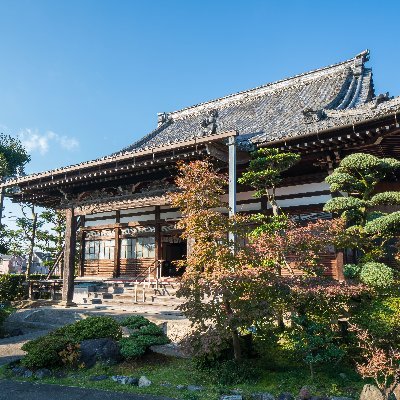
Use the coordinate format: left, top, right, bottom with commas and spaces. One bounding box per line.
26, 208, 38, 278
231, 329, 242, 360
224, 298, 242, 360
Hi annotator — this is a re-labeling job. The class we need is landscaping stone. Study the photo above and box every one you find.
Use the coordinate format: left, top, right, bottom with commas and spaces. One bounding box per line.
360, 385, 384, 400
89, 375, 109, 382
138, 375, 152, 387
160, 382, 172, 387
299, 387, 313, 400
187, 385, 203, 391
23, 370, 33, 378
176, 385, 186, 390
220, 396, 243, 400
277, 393, 294, 400
111, 375, 138, 385
11, 366, 30, 377
339, 373, 347, 380
79, 339, 120, 368
34, 368, 52, 379
252, 393, 275, 400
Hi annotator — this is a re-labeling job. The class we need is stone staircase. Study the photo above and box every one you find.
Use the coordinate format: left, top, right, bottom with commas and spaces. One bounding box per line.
73, 279, 183, 307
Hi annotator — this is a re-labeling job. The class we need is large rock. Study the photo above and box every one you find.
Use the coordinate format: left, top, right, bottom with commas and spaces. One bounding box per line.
138, 375, 152, 387
79, 339, 120, 368
252, 393, 274, 400
359, 385, 384, 400
220, 396, 243, 400
34, 368, 52, 379
111, 375, 138, 385
299, 387, 312, 400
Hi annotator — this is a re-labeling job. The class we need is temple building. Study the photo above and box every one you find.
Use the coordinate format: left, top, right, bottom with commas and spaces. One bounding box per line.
2, 50, 400, 304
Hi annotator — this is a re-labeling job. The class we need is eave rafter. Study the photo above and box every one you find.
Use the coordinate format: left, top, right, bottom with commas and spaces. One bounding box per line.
5, 130, 238, 208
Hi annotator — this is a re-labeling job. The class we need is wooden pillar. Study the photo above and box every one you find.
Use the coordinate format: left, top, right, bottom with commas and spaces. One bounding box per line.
113, 211, 121, 278
155, 206, 162, 278
61, 207, 77, 306
79, 231, 86, 277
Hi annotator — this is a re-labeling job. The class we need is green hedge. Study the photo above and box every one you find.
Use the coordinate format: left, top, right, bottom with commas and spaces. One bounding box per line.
0, 274, 26, 303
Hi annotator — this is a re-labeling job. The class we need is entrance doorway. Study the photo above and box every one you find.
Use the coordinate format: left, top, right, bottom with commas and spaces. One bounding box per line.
161, 240, 187, 277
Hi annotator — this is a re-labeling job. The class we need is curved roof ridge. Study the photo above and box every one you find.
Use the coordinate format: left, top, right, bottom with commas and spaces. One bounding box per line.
167, 50, 370, 119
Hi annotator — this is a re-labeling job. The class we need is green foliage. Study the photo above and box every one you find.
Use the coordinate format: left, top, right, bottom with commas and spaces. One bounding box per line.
0, 274, 26, 302
369, 191, 400, 206
238, 148, 300, 212
0, 133, 30, 177
119, 337, 147, 358
353, 296, 400, 341
323, 197, 365, 214
359, 262, 394, 289
0, 306, 13, 336
56, 316, 122, 342
343, 264, 362, 279
206, 359, 260, 385
22, 334, 71, 369
22, 316, 122, 369
285, 316, 345, 378
324, 153, 400, 265
120, 315, 151, 330
364, 211, 400, 236
119, 319, 169, 360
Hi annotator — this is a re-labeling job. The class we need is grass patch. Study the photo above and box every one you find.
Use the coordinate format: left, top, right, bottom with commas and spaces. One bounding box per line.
0, 352, 366, 400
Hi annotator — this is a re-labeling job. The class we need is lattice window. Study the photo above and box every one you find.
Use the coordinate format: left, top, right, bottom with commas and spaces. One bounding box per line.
120, 236, 155, 259
85, 240, 115, 260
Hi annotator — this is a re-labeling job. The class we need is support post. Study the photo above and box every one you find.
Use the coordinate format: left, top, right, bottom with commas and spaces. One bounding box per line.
61, 207, 77, 306
228, 135, 237, 246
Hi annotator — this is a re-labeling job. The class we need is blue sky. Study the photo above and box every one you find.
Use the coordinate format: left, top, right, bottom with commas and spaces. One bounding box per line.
1, 0, 400, 223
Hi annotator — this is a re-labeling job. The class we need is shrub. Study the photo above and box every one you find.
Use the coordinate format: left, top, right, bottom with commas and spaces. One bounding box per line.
130, 322, 165, 337
119, 337, 147, 359
360, 262, 394, 288
353, 296, 400, 340
22, 335, 71, 369
120, 315, 150, 329
285, 315, 345, 378
0, 306, 13, 336
206, 359, 260, 385
0, 274, 26, 302
343, 264, 362, 279
118, 317, 169, 360
56, 316, 122, 342
22, 316, 122, 369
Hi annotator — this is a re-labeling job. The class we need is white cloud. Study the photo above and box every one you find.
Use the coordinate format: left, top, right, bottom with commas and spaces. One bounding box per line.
18, 128, 79, 155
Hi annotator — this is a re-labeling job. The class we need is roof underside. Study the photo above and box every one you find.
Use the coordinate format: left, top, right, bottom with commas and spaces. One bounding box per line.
116, 50, 398, 153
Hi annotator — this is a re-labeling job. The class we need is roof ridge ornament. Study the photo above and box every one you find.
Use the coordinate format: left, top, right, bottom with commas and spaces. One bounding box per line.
157, 112, 171, 127
302, 108, 327, 124
199, 109, 218, 136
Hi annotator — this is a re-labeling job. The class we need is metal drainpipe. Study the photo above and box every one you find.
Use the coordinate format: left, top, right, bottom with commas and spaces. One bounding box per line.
228, 135, 237, 249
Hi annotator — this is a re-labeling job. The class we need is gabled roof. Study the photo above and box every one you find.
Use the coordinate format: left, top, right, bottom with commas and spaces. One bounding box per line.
117, 50, 393, 153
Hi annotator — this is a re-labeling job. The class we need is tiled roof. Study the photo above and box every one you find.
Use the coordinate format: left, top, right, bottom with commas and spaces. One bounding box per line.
116, 50, 400, 153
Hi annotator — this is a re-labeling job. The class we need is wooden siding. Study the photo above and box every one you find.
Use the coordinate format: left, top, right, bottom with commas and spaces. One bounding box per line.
119, 258, 156, 278
84, 260, 114, 277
